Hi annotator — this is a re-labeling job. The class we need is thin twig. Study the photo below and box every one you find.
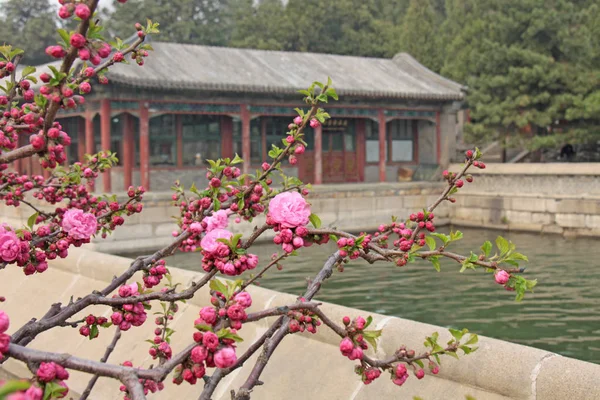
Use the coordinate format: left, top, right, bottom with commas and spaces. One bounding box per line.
79, 328, 122, 400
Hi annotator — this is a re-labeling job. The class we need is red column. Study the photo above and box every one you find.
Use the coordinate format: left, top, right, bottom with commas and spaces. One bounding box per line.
241, 105, 251, 175
77, 117, 86, 162
122, 113, 134, 190
356, 119, 366, 182
436, 111, 441, 165
176, 115, 183, 168
378, 109, 386, 182
85, 111, 95, 191
139, 103, 150, 191
220, 116, 233, 159
100, 99, 111, 192
314, 125, 323, 184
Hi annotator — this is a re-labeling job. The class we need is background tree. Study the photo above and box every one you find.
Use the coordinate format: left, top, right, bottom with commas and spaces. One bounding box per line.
0, 0, 60, 65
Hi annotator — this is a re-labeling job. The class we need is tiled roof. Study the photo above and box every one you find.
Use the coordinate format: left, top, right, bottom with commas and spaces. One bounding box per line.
106, 42, 465, 101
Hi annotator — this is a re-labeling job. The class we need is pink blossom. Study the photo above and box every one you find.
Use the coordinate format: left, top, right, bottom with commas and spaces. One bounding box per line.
199, 307, 217, 325
74, 4, 91, 20
62, 209, 97, 240
189, 222, 203, 234
234, 292, 252, 308
214, 346, 237, 368
0, 311, 9, 333
226, 304, 246, 321
395, 363, 407, 378
268, 192, 311, 228
246, 254, 259, 269
0, 230, 21, 262
355, 316, 366, 330
293, 116, 303, 125
36, 362, 57, 382
222, 262, 236, 275
24, 385, 43, 400
0, 333, 10, 354
292, 236, 304, 248
348, 347, 363, 360
202, 331, 219, 350
205, 210, 230, 232
201, 229, 233, 254
190, 345, 208, 363
495, 270, 510, 285
392, 374, 408, 386
339, 337, 353, 356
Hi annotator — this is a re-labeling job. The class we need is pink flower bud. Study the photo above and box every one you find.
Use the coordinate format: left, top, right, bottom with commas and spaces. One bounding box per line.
309, 119, 321, 128
293, 116, 303, 125
70, 33, 86, 49
214, 346, 237, 368
0, 311, 9, 334
75, 4, 91, 20
495, 270, 510, 285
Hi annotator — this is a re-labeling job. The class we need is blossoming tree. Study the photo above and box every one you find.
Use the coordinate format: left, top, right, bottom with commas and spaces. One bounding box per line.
0, 1, 538, 399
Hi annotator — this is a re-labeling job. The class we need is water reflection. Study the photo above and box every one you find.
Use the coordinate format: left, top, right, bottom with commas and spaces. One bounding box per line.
128, 228, 600, 364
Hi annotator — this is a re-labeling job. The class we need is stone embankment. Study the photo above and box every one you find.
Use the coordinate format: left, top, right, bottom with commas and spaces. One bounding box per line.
450, 163, 600, 237
1, 248, 599, 399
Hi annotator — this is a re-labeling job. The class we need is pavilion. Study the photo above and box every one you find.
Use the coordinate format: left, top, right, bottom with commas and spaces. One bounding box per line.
25, 42, 466, 191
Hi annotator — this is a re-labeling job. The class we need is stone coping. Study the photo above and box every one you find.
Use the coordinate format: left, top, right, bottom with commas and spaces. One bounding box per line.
450, 163, 600, 176
1, 247, 598, 399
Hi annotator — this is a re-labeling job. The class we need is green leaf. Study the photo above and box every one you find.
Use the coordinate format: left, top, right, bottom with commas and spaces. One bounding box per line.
481, 241, 492, 257
465, 334, 479, 345
425, 236, 436, 251
459, 345, 474, 354
508, 252, 529, 262
231, 153, 243, 165
195, 323, 212, 332
431, 233, 450, 246
450, 231, 463, 242
414, 359, 424, 368
429, 256, 441, 272
209, 279, 228, 295
446, 351, 460, 360
43, 381, 67, 400
449, 328, 467, 341
362, 335, 378, 352
308, 213, 321, 229
496, 236, 510, 255
0, 380, 31, 397
89, 324, 99, 340
364, 315, 373, 329
21, 65, 36, 77
27, 212, 39, 229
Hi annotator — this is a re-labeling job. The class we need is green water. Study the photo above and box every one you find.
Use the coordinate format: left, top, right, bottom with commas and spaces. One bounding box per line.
135, 227, 600, 364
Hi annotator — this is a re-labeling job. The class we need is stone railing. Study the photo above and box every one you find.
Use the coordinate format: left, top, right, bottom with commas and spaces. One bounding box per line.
449, 163, 600, 237
1, 248, 599, 399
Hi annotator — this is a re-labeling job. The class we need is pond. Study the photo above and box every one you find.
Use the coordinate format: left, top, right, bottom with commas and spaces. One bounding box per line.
131, 227, 600, 364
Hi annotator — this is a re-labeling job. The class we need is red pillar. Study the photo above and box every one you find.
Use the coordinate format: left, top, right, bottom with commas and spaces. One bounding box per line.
356, 119, 366, 182
100, 99, 111, 192
436, 111, 441, 165
314, 125, 323, 184
221, 116, 233, 159
176, 115, 183, 168
77, 117, 86, 162
139, 103, 150, 191
85, 111, 95, 191
241, 105, 251, 175
122, 113, 134, 190
378, 109, 386, 182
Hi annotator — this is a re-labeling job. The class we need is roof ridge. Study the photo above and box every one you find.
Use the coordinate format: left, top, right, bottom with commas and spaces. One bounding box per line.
392, 53, 465, 92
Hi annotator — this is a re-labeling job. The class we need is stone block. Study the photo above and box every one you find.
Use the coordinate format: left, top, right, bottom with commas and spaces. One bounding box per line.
555, 213, 586, 228
154, 222, 179, 237
545, 198, 558, 213
108, 223, 154, 240
536, 355, 600, 400
509, 197, 546, 212
378, 317, 551, 399
505, 210, 532, 224
557, 199, 600, 214
531, 212, 554, 225
584, 214, 600, 230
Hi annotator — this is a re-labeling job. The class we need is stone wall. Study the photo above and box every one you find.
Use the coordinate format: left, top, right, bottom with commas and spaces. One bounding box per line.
449, 163, 600, 236
1, 248, 598, 400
